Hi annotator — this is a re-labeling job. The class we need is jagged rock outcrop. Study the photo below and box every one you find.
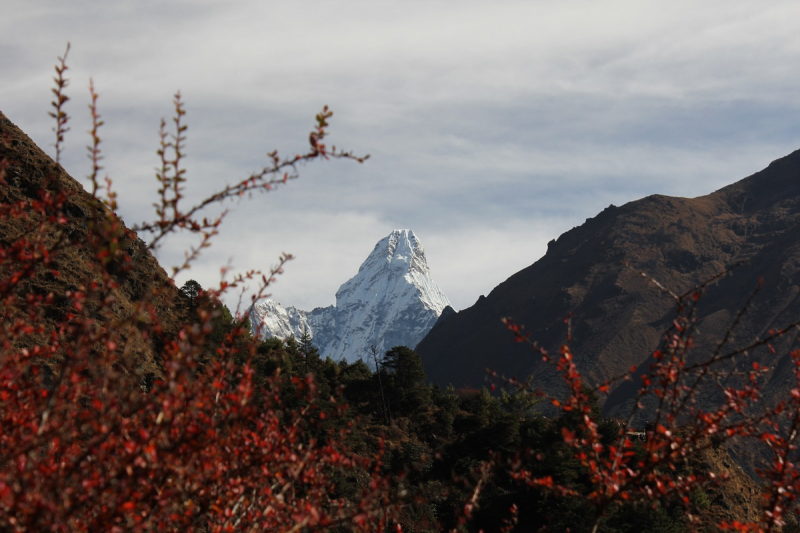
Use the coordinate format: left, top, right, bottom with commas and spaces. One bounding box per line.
249, 229, 451, 362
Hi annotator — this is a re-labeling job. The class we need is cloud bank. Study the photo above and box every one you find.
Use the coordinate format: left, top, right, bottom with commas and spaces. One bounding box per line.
3, 1, 800, 312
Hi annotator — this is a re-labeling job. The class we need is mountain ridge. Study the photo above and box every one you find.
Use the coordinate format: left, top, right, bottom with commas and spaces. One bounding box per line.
417, 147, 800, 426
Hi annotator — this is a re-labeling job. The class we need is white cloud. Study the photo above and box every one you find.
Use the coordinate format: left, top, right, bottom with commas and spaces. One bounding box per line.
3, 0, 800, 314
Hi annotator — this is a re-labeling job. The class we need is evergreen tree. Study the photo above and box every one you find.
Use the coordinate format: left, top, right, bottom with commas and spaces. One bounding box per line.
298, 328, 320, 374
180, 279, 202, 309
177, 279, 243, 360
499, 382, 541, 420
370, 345, 390, 424
430, 384, 459, 437
208, 302, 234, 350
254, 337, 287, 380
283, 335, 300, 373
382, 346, 431, 417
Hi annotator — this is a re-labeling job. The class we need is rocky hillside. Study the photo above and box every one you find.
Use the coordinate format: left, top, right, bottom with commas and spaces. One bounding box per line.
0, 111, 186, 380
417, 148, 800, 423
692, 442, 764, 528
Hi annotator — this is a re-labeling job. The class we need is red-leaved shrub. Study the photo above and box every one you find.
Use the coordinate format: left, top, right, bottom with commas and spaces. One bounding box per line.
0, 45, 395, 532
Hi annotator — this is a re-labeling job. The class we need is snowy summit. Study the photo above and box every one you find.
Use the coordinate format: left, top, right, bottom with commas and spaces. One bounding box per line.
248, 230, 452, 362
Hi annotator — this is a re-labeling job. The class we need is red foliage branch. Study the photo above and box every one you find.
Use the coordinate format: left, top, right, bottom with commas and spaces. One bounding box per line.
49, 43, 71, 165
0, 49, 396, 532
496, 262, 800, 532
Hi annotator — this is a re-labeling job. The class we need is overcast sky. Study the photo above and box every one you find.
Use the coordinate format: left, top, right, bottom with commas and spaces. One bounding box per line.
4, 1, 800, 313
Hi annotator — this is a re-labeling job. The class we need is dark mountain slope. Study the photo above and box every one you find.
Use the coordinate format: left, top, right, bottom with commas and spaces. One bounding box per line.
417, 148, 800, 418
0, 111, 186, 379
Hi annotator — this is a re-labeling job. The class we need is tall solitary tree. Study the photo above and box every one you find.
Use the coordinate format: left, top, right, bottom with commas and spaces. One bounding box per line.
370, 344, 390, 424
298, 327, 320, 374
180, 279, 202, 309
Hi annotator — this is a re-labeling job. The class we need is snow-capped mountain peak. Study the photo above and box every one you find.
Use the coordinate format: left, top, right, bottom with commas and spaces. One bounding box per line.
367, 229, 428, 275
248, 229, 451, 362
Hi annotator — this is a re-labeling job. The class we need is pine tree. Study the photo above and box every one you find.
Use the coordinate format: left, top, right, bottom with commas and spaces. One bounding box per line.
180, 279, 202, 309
370, 345, 390, 424
298, 328, 320, 374
382, 346, 431, 417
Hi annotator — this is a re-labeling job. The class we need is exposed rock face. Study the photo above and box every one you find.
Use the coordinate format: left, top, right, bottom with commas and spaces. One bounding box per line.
416, 148, 800, 424
688, 441, 762, 528
249, 229, 451, 362
248, 299, 313, 340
